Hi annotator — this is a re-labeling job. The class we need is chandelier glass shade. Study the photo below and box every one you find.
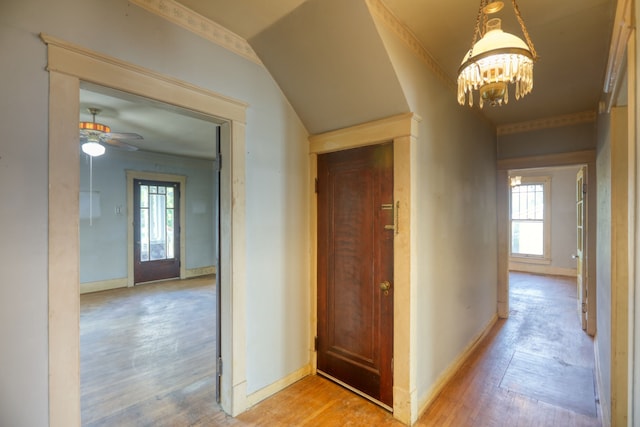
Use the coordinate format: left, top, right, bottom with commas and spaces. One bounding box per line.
457, 1, 537, 108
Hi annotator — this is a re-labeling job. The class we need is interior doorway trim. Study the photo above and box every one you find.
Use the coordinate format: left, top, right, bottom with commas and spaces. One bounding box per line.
309, 112, 420, 425
126, 171, 188, 286
42, 33, 247, 426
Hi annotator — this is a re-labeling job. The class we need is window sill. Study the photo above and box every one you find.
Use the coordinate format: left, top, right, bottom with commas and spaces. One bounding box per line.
509, 255, 551, 265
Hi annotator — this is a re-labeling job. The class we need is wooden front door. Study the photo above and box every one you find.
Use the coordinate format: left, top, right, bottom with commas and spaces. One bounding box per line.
317, 143, 394, 408
134, 179, 181, 284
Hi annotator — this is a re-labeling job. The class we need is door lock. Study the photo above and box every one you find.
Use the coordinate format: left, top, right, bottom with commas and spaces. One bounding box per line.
380, 281, 391, 296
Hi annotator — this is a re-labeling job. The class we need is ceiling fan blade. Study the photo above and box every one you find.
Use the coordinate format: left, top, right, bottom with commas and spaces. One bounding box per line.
103, 138, 139, 151
104, 132, 143, 140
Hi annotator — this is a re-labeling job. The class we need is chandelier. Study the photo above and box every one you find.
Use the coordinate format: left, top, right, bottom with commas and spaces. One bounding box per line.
457, 0, 537, 108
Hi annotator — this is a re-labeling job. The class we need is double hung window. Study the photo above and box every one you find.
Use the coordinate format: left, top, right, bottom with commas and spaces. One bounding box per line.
510, 176, 550, 262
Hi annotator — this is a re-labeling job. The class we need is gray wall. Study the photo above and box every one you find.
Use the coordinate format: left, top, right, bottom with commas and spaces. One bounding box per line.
0, 1, 309, 425
498, 122, 597, 159
373, 13, 498, 407
80, 149, 216, 284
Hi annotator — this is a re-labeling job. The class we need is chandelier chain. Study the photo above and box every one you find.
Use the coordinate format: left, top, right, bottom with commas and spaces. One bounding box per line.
468, 0, 487, 57
511, 0, 537, 59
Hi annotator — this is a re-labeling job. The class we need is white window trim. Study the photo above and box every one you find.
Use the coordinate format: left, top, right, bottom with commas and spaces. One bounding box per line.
508, 175, 551, 265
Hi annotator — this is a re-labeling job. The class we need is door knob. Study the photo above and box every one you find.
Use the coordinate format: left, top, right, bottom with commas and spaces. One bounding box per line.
380, 281, 391, 295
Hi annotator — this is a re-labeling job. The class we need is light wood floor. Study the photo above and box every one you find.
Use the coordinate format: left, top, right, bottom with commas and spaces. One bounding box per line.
81, 272, 600, 426
80, 276, 224, 426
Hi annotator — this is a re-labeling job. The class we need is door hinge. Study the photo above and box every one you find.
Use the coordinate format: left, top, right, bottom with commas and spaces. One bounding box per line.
217, 357, 223, 377
582, 302, 587, 313
315, 178, 319, 194
314, 336, 318, 351
582, 183, 587, 194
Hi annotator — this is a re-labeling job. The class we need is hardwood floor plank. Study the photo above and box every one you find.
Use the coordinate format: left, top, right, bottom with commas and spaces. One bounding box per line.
81, 276, 220, 426
81, 272, 600, 426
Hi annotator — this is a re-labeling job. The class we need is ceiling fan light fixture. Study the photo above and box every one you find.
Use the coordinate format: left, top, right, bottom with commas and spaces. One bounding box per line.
457, 0, 537, 108
79, 107, 110, 157
81, 140, 106, 157
79, 107, 111, 134
79, 121, 111, 133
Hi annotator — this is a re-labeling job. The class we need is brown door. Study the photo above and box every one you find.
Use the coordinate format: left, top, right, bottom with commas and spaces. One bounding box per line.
134, 179, 181, 284
317, 143, 394, 408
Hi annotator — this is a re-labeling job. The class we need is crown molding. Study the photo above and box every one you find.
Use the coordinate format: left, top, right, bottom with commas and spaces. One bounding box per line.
496, 110, 597, 136
129, 0, 262, 66
366, 0, 455, 91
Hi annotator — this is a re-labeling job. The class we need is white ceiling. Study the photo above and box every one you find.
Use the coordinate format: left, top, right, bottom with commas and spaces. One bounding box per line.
82, 0, 617, 157
79, 84, 219, 159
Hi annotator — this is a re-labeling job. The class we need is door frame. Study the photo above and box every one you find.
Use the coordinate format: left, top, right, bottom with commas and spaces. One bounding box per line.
496, 150, 597, 337
576, 166, 587, 329
43, 33, 248, 426
309, 112, 419, 425
127, 171, 187, 286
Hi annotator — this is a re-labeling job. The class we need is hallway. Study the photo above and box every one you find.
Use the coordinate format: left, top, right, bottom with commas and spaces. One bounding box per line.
416, 272, 599, 426
236, 272, 600, 426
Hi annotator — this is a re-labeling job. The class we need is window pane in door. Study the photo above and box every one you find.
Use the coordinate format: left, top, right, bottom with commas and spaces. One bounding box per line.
140, 207, 149, 261
149, 194, 167, 260
166, 208, 174, 259
167, 187, 174, 209
140, 185, 149, 208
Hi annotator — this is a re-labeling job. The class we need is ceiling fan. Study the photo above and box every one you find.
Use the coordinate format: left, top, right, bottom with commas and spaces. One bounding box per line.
79, 107, 143, 156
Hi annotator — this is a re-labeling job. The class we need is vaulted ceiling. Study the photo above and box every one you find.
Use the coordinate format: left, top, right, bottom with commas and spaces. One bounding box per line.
80, 0, 619, 157
178, 0, 617, 129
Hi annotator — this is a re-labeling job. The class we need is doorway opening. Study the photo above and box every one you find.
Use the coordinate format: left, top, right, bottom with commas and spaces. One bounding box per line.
78, 84, 222, 424
505, 164, 591, 333
45, 34, 248, 424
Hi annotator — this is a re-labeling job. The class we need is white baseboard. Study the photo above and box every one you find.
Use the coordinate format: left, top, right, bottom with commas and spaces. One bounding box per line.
81, 266, 215, 294
80, 277, 128, 294
594, 336, 610, 427
185, 266, 216, 278
245, 364, 311, 409
509, 262, 577, 277
417, 313, 499, 418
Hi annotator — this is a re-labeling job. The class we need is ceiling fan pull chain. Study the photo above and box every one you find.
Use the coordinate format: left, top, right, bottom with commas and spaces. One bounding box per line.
89, 154, 94, 227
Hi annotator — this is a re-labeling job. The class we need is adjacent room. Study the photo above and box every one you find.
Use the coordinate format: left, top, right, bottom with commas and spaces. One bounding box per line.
77, 85, 222, 424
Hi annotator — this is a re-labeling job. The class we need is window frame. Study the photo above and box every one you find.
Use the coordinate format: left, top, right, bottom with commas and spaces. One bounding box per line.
508, 175, 551, 264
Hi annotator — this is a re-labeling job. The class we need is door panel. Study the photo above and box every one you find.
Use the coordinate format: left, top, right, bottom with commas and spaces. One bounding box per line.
576, 167, 587, 329
317, 143, 394, 407
134, 179, 181, 284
